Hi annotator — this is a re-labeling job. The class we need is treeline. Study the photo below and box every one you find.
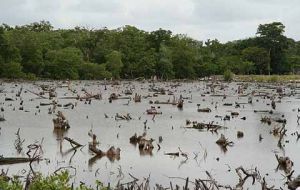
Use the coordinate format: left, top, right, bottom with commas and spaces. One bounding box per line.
0, 21, 299, 80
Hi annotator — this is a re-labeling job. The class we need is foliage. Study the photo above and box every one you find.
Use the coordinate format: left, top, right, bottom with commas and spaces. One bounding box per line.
78, 63, 111, 80
256, 22, 288, 74
0, 21, 299, 80
223, 70, 234, 81
0, 62, 25, 78
242, 47, 270, 74
29, 171, 72, 190
44, 47, 83, 79
105, 50, 123, 79
0, 171, 109, 190
0, 176, 23, 190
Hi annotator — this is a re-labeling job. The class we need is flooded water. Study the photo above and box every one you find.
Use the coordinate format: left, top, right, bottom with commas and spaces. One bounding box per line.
0, 80, 300, 189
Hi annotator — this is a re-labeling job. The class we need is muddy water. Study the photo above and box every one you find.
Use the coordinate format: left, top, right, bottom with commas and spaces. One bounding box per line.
0, 81, 300, 188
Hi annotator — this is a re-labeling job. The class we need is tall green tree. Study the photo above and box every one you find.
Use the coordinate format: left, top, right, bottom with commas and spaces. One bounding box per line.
170, 35, 196, 78
156, 44, 174, 79
242, 47, 270, 74
256, 22, 288, 74
44, 47, 83, 79
105, 50, 123, 79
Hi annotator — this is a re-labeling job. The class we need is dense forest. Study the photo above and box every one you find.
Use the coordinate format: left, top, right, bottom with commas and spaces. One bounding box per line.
0, 21, 299, 80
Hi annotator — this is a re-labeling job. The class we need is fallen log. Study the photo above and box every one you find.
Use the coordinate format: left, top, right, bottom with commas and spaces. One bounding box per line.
4, 97, 14, 101
187, 121, 224, 132
197, 108, 211, 112
254, 110, 273, 114
164, 152, 180, 156
26, 89, 47, 99
89, 145, 121, 161
146, 108, 162, 115
154, 100, 172, 105
0, 157, 39, 165
64, 137, 83, 147
115, 113, 132, 120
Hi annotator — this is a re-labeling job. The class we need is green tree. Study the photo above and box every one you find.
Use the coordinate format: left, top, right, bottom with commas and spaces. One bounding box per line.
242, 47, 270, 74
156, 44, 174, 79
78, 63, 111, 79
105, 50, 123, 79
136, 48, 156, 78
256, 22, 288, 74
148, 28, 172, 52
0, 62, 25, 78
44, 47, 83, 79
170, 35, 196, 78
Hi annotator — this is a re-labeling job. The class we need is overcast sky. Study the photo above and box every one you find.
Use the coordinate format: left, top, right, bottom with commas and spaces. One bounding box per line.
1, 0, 299, 42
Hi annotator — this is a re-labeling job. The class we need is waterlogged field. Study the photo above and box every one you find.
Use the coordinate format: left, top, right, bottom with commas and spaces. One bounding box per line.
0, 80, 300, 189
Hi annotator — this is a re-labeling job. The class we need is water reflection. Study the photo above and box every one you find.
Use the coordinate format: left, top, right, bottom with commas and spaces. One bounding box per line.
53, 128, 68, 140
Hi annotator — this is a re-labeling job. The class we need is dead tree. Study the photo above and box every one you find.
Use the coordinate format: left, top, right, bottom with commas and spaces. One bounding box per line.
53, 111, 70, 129
275, 154, 293, 174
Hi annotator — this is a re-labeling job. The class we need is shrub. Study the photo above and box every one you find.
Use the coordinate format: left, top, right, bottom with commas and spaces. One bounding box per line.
223, 70, 233, 81
0, 176, 22, 190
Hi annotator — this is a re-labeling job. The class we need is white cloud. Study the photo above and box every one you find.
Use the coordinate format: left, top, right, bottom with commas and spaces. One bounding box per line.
0, 0, 299, 42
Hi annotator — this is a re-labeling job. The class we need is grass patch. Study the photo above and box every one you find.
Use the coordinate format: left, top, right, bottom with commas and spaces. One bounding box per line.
234, 75, 300, 83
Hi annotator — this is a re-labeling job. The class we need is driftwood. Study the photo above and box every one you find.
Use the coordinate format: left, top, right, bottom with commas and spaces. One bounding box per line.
26, 89, 47, 99
288, 175, 300, 190
124, 89, 133, 95
271, 100, 276, 110
115, 113, 132, 120
130, 133, 154, 151
64, 137, 83, 147
275, 154, 293, 174
177, 95, 183, 109
146, 108, 162, 115
109, 93, 118, 101
16, 87, 23, 97
0, 157, 39, 165
89, 145, 121, 161
164, 152, 179, 156
261, 116, 287, 125
197, 108, 211, 112
53, 111, 70, 129
235, 166, 259, 189
237, 131, 244, 138
187, 121, 224, 133
231, 112, 239, 116
5, 97, 14, 101
216, 134, 234, 152
150, 88, 166, 95
254, 110, 273, 114
49, 89, 56, 99
154, 100, 172, 105
79, 94, 101, 100
261, 116, 272, 125
82, 89, 101, 100
133, 93, 141, 102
